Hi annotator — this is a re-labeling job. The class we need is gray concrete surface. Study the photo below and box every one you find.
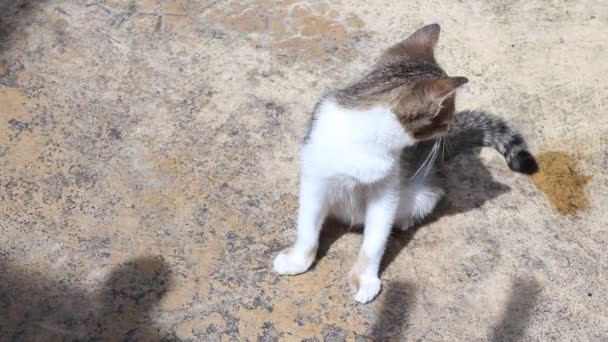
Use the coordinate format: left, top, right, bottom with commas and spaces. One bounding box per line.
1, 0, 607, 340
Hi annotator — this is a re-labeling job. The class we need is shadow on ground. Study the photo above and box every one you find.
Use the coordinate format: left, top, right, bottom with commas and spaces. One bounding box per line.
490, 277, 542, 342
0, 256, 175, 341
367, 277, 540, 340
316, 150, 511, 273
0, 0, 41, 42
369, 281, 416, 340
0, 0, 44, 87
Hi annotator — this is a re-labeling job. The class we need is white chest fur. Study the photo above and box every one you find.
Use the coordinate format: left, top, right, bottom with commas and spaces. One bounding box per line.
301, 99, 415, 184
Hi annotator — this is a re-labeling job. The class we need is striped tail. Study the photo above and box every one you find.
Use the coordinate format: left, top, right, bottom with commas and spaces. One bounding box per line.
445, 110, 539, 174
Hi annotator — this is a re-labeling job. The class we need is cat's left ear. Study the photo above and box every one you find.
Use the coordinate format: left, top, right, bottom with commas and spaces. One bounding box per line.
416, 77, 468, 102
381, 24, 441, 62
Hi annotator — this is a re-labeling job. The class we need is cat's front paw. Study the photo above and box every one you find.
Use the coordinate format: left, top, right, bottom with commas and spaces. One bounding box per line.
273, 248, 314, 275
351, 275, 382, 303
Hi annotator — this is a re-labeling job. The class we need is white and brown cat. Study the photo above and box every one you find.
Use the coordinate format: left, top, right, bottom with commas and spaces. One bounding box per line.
273, 24, 538, 303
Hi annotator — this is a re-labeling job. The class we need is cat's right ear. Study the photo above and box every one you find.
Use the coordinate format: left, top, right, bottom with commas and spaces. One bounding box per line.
381, 24, 441, 62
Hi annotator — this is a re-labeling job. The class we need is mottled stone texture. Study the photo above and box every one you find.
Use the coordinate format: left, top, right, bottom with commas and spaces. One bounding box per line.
0, 0, 607, 341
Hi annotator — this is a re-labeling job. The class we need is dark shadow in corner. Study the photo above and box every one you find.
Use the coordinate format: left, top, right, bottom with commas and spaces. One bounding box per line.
0, 0, 42, 40
0, 256, 175, 341
0, 0, 44, 87
368, 281, 416, 340
314, 151, 511, 273
489, 277, 542, 342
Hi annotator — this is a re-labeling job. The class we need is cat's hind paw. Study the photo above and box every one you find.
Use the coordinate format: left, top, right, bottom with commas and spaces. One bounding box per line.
273, 248, 314, 275
352, 276, 381, 303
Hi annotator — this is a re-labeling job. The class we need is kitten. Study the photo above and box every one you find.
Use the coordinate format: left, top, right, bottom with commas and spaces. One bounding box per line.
273, 24, 538, 303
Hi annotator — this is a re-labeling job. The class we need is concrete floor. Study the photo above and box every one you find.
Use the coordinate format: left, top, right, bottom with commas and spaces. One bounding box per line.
1, 0, 607, 340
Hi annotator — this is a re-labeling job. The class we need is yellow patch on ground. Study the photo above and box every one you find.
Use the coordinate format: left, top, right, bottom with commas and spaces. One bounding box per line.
531, 151, 592, 215
0, 88, 60, 176
0, 88, 30, 121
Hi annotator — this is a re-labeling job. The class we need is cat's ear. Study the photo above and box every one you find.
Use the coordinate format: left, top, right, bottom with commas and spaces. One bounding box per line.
382, 24, 441, 62
415, 76, 468, 102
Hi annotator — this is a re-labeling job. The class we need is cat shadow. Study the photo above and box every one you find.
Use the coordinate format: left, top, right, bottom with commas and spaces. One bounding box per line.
0, 255, 174, 341
368, 281, 416, 340
315, 151, 511, 274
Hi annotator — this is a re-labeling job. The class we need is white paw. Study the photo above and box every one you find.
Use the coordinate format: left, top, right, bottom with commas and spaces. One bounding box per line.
354, 276, 382, 303
273, 248, 313, 275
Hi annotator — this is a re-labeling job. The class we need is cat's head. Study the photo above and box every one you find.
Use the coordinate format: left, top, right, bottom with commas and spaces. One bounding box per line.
336, 24, 468, 142
384, 24, 468, 141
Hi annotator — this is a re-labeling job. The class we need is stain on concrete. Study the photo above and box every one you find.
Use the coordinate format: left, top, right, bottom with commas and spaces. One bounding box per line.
0, 88, 30, 122
204, 0, 367, 61
530, 151, 592, 215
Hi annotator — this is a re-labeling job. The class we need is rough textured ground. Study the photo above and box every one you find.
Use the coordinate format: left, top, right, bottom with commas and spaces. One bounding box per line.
1, 0, 607, 341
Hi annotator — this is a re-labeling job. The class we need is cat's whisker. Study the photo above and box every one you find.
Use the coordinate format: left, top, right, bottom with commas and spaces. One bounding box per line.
410, 141, 437, 179
443, 137, 448, 162
411, 150, 431, 178
424, 139, 440, 177
413, 139, 440, 179
444, 136, 454, 157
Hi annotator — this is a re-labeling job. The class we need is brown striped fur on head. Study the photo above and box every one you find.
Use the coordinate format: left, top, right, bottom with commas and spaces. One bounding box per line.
393, 76, 468, 140
333, 24, 468, 141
